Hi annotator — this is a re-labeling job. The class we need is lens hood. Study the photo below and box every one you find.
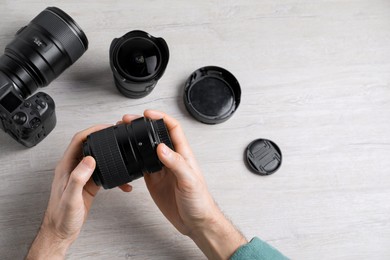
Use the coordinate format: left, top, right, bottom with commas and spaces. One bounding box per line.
110, 30, 169, 98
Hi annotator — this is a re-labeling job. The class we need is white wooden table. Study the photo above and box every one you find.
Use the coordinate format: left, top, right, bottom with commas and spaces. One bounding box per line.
1, 1, 390, 259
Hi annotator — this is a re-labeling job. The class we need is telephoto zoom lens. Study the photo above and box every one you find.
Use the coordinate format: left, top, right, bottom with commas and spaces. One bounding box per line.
0, 7, 88, 97
83, 117, 174, 189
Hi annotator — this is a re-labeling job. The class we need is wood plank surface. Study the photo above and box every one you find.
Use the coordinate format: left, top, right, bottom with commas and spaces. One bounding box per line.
0, 0, 390, 259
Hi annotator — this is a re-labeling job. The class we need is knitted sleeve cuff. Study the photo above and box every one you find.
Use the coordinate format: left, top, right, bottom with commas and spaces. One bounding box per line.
230, 237, 288, 260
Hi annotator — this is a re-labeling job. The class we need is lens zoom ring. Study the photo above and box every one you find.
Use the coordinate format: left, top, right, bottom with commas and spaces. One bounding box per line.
155, 119, 174, 150
90, 128, 131, 189
31, 10, 86, 63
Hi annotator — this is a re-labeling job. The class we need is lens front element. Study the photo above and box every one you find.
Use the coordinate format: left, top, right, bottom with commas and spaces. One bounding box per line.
117, 38, 161, 79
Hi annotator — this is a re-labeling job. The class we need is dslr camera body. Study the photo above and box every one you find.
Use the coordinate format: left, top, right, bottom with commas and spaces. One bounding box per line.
0, 73, 55, 147
0, 7, 88, 147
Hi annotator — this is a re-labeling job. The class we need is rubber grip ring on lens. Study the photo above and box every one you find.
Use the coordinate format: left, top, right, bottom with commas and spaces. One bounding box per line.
89, 127, 131, 189
155, 119, 174, 150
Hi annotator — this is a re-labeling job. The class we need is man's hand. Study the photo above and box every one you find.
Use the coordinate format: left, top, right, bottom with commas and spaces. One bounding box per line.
27, 124, 132, 259
122, 110, 247, 260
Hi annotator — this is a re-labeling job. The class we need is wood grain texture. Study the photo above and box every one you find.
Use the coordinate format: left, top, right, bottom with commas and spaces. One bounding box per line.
1, 0, 390, 259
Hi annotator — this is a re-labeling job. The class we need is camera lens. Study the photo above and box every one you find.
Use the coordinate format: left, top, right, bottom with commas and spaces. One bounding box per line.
117, 38, 160, 78
110, 30, 169, 99
0, 7, 88, 97
83, 117, 174, 189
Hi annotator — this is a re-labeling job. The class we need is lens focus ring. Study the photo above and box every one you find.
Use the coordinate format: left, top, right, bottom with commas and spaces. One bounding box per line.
31, 8, 87, 63
155, 119, 174, 150
88, 127, 131, 189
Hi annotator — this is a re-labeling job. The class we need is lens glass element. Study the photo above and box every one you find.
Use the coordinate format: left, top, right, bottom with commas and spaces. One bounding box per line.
117, 38, 161, 79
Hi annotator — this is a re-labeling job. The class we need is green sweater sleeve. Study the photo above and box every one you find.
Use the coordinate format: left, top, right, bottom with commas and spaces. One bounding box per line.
230, 237, 288, 260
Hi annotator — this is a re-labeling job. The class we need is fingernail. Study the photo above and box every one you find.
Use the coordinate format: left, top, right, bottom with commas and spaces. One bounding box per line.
145, 110, 164, 118
82, 156, 95, 170
161, 143, 171, 157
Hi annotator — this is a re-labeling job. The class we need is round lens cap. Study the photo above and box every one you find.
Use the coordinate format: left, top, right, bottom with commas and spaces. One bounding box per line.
246, 139, 282, 175
184, 66, 241, 124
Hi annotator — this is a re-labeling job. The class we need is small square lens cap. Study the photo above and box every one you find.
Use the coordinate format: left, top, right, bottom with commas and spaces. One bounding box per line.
184, 66, 241, 124
246, 139, 282, 175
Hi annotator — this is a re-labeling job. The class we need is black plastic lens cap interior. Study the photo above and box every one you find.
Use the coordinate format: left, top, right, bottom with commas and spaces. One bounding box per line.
246, 139, 282, 175
184, 66, 241, 124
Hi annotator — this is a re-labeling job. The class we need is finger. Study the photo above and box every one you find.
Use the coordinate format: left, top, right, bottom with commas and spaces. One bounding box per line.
84, 177, 100, 198
156, 143, 195, 183
144, 169, 167, 187
116, 120, 123, 125
118, 184, 133, 192
58, 124, 112, 173
64, 156, 96, 198
122, 114, 142, 124
144, 110, 194, 160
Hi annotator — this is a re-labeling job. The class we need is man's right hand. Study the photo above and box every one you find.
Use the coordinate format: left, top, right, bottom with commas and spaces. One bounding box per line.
122, 110, 247, 260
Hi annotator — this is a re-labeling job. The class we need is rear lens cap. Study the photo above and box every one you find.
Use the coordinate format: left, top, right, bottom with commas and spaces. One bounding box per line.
246, 139, 282, 175
183, 66, 241, 124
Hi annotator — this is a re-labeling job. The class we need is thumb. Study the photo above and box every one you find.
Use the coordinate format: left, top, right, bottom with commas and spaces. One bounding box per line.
65, 156, 96, 196
157, 143, 193, 182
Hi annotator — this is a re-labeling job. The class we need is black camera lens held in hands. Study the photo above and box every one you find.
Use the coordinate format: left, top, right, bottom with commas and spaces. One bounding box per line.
110, 30, 169, 98
83, 117, 174, 189
0, 7, 88, 147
